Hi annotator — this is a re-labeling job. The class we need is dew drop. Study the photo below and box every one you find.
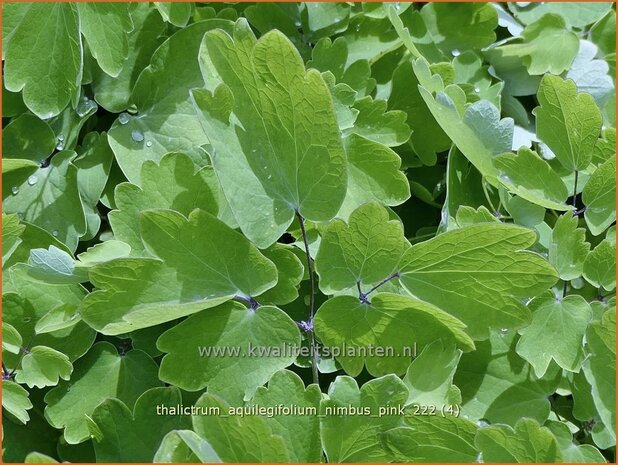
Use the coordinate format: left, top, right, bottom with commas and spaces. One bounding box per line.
474, 86, 481, 93
11, 186, 19, 195
394, 2, 401, 10
118, 113, 130, 125
52, 230, 59, 237
500, 328, 508, 334
451, 48, 461, 57
267, 174, 272, 180
76, 98, 97, 117
499, 174, 511, 183
131, 130, 144, 142
27, 175, 38, 186
146, 140, 153, 147
57, 134, 64, 142
56, 140, 65, 151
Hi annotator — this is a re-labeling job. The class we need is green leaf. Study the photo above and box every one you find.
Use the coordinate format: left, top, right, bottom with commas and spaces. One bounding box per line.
3, 114, 56, 163
455, 205, 499, 228
259, 245, 304, 305
23, 246, 89, 284
455, 331, 559, 425
583, 155, 616, 236
92, 3, 166, 112
314, 293, 474, 377
302, 3, 350, 41
3, 151, 86, 252
74, 132, 114, 241
3, 287, 93, 365
250, 370, 322, 462
583, 308, 616, 445
315, 202, 406, 294
3, 321, 23, 354
475, 418, 562, 462
77, 240, 131, 265
153, 432, 218, 463
158, 301, 300, 402
412, 58, 513, 180
420, 3, 498, 54
24, 452, 58, 463
590, 9, 616, 56
546, 420, 607, 463
508, 2, 613, 28
44, 342, 161, 444
91, 387, 189, 462
15, 346, 73, 389
504, 15, 579, 76
385, 416, 479, 462
403, 340, 462, 407
193, 21, 346, 246
192, 393, 290, 462
2, 159, 39, 200
108, 21, 231, 184
389, 61, 451, 165
567, 40, 615, 108
153, 2, 193, 27
108, 153, 219, 256
320, 375, 408, 462
3, 219, 71, 275
535, 74, 603, 172
583, 238, 616, 292
549, 214, 591, 280
494, 147, 571, 211
337, 134, 410, 219
4, 3, 81, 118
82, 209, 277, 335
76, 3, 132, 77
343, 96, 410, 147
400, 223, 558, 339
2, 213, 25, 267
3, 380, 33, 425
154, 430, 221, 463
516, 293, 592, 377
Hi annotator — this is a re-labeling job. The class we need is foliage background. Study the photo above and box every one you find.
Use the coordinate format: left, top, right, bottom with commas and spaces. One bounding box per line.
1, 2, 616, 463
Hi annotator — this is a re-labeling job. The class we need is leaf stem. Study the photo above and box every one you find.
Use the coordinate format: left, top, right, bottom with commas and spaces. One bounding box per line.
572, 170, 579, 208
295, 211, 319, 386
358, 272, 401, 303
481, 179, 499, 215
8, 344, 30, 379
233, 294, 260, 310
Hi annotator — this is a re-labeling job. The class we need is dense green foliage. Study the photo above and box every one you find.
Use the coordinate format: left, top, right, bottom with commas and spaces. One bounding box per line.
2, 2, 616, 463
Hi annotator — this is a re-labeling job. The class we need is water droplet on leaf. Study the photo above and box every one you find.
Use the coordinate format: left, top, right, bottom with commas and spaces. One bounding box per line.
451, 49, 461, 57
27, 175, 38, 186
131, 130, 144, 143
52, 230, 59, 237
76, 98, 97, 117
118, 113, 130, 125
146, 140, 153, 147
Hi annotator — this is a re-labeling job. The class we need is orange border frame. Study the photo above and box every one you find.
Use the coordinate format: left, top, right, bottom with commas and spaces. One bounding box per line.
0, 0, 616, 464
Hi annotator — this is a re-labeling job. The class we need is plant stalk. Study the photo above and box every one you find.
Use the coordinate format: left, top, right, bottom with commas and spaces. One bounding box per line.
296, 211, 320, 386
